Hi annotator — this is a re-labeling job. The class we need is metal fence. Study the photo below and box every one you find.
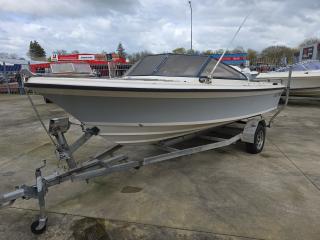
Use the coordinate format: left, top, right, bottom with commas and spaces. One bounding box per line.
0, 62, 24, 94
91, 63, 132, 77
248, 56, 299, 72
0, 62, 133, 94
109, 63, 132, 77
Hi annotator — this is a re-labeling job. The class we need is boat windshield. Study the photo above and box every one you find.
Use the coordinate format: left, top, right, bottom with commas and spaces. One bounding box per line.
275, 60, 320, 72
127, 55, 166, 76
200, 58, 247, 79
126, 54, 247, 80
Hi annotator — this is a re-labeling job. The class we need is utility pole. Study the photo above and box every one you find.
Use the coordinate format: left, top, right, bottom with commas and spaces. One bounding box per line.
188, 1, 193, 51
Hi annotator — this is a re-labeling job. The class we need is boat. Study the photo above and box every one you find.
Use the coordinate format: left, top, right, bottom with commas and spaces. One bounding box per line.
256, 60, 320, 97
24, 54, 284, 144
231, 65, 259, 80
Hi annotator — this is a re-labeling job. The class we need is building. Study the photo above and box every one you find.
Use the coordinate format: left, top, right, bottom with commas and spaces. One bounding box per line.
209, 53, 248, 66
30, 53, 130, 77
299, 40, 320, 62
50, 53, 126, 64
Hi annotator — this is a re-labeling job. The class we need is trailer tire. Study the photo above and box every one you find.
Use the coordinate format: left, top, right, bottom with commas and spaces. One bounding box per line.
246, 123, 266, 154
31, 219, 47, 234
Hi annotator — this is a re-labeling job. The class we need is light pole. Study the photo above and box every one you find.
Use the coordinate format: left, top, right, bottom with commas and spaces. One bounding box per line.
188, 1, 192, 51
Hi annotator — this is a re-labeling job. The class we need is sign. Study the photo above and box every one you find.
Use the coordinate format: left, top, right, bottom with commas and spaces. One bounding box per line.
302, 46, 314, 60
78, 55, 95, 60
210, 53, 247, 66
57, 55, 78, 61
51, 54, 58, 61
49, 53, 125, 63
95, 54, 107, 61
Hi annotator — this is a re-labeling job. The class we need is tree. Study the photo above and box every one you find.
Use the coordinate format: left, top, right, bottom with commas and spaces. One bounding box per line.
55, 49, 68, 55
202, 50, 214, 55
186, 49, 194, 54
230, 46, 245, 53
186, 49, 200, 55
27, 40, 46, 60
213, 49, 225, 54
260, 45, 296, 65
172, 47, 187, 54
71, 50, 79, 54
247, 48, 258, 65
299, 37, 320, 48
127, 50, 152, 63
117, 42, 126, 58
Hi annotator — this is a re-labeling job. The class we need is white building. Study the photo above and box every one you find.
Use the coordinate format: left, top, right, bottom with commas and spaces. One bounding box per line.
299, 40, 320, 62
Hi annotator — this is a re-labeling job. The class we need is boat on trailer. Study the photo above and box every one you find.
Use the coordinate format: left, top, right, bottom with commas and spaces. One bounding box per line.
1, 54, 289, 234
24, 54, 284, 144
256, 60, 320, 97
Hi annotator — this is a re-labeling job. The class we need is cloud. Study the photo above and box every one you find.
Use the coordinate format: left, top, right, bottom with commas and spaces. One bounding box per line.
0, 0, 319, 57
0, 0, 139, 18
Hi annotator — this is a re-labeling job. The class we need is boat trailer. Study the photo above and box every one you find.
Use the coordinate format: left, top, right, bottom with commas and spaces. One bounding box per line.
0, 69, 292, 234
0, 116, 268, 234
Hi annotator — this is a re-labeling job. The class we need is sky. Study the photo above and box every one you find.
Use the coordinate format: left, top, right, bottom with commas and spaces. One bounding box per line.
0, 0, 320, 58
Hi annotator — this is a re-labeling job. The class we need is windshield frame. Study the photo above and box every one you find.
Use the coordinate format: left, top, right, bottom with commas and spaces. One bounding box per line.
125, 53, 247, 80
199, 57, 248, 80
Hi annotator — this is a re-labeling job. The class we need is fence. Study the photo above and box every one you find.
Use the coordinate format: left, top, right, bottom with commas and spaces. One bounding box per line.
0, 82, 19, 94
91, 63, 132, 77
0, 62, 24, 94
249, 56, 299, 72
109, 63, 132, 77
0, 62, 133, 94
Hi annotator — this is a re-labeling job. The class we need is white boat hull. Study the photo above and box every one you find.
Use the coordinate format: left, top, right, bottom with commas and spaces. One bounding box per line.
90, 112, 270, 144
257, 72, 320, 97
31, 87, 282, 144
289, 87, 320, 97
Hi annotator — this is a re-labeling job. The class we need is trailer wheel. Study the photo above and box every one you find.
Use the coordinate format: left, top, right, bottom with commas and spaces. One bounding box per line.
246, 123, 266, 154
31, 219, 47, 235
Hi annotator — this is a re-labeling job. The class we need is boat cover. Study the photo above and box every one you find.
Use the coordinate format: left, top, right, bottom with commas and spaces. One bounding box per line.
276, 60, 320, 72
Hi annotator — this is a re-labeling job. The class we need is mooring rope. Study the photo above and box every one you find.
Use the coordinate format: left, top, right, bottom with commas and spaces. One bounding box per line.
25, 90, 58, 148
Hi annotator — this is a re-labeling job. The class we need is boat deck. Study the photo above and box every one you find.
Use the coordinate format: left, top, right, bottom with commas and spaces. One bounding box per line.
1, 95, 320, 240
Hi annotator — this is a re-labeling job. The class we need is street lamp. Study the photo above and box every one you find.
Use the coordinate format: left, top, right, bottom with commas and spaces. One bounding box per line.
188, 1, 192, 51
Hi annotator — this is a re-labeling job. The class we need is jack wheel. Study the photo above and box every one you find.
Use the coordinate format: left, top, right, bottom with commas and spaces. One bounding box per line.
246, 122, 266, 154
31, 219, 47, 235
279, 97, 286, 105
43, 97, 52, 103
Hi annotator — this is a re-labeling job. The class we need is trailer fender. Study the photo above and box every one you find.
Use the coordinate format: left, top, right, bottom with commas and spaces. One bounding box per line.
241, 119, 266, 144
